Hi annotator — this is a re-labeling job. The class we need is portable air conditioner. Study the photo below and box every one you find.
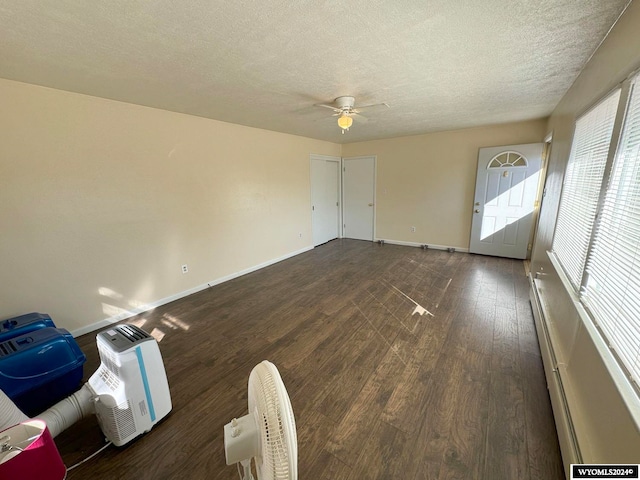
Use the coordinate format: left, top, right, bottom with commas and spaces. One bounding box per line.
88, 324, 172, 446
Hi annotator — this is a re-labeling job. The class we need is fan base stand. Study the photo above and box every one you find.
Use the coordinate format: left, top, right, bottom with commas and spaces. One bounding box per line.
240, 459, 254, 480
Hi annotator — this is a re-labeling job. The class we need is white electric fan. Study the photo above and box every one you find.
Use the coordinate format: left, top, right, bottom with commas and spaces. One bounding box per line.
224, 361, 297, 480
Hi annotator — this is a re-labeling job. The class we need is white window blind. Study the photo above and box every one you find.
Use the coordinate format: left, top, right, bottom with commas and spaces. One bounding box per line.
583, 73, 640, 386
552, 90, 621, 290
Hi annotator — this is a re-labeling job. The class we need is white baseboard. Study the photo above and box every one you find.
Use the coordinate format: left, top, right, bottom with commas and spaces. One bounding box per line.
71, 246, 314, 338
375, 238, 469, 253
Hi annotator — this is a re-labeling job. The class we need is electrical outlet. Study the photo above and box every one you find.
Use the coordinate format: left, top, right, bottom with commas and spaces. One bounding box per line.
299, 233, 302, 238
181, 264, 188, 274
410, 226, 416, 233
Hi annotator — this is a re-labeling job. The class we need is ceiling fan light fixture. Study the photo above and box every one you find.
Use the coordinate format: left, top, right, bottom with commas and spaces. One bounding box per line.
337, 114, 353, 130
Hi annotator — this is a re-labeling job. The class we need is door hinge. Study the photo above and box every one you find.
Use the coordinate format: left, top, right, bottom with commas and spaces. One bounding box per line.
528, 243, 532, 250
343, 224, 346, 229
336, 202, 339, 206
312, 205, 314, 211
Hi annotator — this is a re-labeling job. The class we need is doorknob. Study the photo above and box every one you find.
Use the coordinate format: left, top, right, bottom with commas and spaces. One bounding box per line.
368, 203, 374, 207
474, 209, 480, 213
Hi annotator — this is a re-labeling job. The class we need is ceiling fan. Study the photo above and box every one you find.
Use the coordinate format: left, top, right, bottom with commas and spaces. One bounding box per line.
314, 96, 389, 134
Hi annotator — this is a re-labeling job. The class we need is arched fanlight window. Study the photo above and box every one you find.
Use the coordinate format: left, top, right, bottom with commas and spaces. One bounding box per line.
488, 151, 528, 168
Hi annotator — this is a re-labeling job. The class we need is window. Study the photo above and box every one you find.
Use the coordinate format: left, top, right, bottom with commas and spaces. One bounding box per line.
583, 74, 640, 386
488, 151, 528, 168
552, 90, 621, 290
552, 72, 640, 389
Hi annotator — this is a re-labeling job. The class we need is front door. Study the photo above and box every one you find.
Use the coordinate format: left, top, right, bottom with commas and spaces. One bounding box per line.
469, 143, 543, 259
343, 156, 375, 241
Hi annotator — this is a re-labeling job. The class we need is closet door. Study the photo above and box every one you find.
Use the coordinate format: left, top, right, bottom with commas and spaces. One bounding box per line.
343, 156, 375, 241
311, 155, 340, 246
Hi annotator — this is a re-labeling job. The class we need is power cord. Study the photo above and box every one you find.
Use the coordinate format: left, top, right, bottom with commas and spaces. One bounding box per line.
67, 441, 112, 472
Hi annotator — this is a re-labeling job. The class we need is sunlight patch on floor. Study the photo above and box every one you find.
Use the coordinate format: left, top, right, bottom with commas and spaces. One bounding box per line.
161, 313, 190, 330
150, 328, 165, 342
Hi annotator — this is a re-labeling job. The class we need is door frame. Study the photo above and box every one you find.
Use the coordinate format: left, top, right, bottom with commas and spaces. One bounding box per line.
310, 154, 342, 245
469, 143, 544, 259
341, 155, 377, 241
529, 132, 553, 260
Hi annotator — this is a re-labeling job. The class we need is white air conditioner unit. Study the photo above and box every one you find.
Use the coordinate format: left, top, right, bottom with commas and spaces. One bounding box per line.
88, 324, 172, 446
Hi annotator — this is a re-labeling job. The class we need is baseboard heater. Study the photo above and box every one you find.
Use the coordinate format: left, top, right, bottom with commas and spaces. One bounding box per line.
528, 273, 583, 470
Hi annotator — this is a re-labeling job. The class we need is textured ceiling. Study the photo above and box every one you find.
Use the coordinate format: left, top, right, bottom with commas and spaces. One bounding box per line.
0, 1, 631, 143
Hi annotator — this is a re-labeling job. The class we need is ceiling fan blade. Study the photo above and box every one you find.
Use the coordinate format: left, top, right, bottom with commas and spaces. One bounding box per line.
352, 112, 369, 123
314, 103, 342, 113
354, 102, 390, 111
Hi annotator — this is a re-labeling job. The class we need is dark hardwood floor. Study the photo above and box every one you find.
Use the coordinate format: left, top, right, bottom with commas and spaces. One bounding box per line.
56, 239, 564, 479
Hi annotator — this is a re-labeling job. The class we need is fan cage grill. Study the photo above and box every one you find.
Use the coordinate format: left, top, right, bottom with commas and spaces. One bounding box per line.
250, 363, 296, 480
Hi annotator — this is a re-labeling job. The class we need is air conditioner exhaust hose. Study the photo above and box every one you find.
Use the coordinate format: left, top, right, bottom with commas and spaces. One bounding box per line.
0, 389, 28, 431
35, 383, 95, 438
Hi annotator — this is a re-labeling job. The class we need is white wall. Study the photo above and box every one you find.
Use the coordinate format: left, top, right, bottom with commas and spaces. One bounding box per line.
531, 0, 640, 468
0, 79, 340, 333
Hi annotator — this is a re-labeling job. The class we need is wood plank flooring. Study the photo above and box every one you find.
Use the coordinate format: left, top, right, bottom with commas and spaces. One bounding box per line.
56, 239, 564, 479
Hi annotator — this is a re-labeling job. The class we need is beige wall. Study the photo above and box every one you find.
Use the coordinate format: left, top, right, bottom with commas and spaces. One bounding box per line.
531, 0, 640, 468
0, 81, 547, 335
0, 79, 340, 333
342, 119, 547, 249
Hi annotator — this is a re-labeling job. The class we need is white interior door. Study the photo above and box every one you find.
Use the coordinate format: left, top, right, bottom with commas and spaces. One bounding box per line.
311, 155, 340, 246
469, 143, 543, 259
343, 156, 375, 241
